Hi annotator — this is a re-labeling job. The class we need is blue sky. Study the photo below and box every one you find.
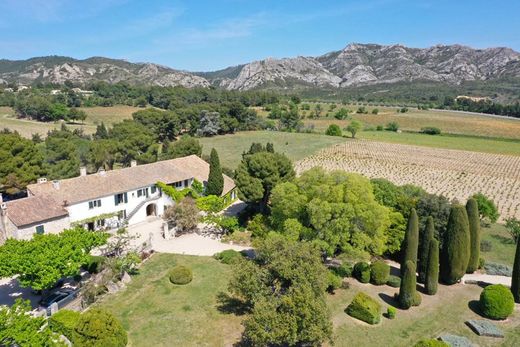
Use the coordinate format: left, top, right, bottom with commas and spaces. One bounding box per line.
1, 0, 519, 71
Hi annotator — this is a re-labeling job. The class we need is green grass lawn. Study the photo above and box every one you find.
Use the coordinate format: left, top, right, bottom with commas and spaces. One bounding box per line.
98, 252, 520, 347
199, 131, 347, 169
359, 131, 520, 156
97, 253, 243, 347
481, 224, 517, 266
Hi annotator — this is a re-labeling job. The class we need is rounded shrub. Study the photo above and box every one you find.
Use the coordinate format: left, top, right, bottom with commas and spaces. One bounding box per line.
479, 284, 515, 320
345, 292, 381, 324
414, 339, 449, 347
214, 249, 242, 264
370, 261, 390, 285
353, 262, 371, 283
49, 309, 81, 341
386, 275, 401, 288
325, 124, 342, 137
386, 306, 396, 319
73, 309, 127, 347
169, 265, 193, 285
333, 262, 353, 278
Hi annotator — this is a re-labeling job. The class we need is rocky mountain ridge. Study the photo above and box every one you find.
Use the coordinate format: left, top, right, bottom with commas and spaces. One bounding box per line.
1, 43, 519, 90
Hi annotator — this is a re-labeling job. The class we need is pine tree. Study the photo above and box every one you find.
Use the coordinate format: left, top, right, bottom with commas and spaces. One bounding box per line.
399, 260, 418, 309
206, 148, 224, 196
94, 122, 108, 139
512, 236, 520, 303
440, 205, 470, 284
466, 198, 480, 273
425, 239, 439, 295
402, 208, 419, 272
418, 216, 435, 283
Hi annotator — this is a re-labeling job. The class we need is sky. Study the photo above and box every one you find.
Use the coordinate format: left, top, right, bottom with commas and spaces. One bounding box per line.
0, 0, 519, 71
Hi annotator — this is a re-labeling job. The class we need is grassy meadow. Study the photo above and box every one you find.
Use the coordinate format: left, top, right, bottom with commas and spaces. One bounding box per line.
99, 253, 520, 347
481, 223, 517, 266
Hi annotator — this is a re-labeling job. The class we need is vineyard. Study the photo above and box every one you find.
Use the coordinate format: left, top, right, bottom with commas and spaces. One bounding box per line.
296, 140, 520, 221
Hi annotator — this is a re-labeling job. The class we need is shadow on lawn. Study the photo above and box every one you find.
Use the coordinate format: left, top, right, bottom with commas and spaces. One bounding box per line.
216, 292, 249, 316
468, 300, 485, 317
490, 233, 515, 245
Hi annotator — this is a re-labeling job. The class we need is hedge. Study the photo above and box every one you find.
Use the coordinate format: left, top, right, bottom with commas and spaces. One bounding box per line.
214, 249, 242, 264
353, 262, 371, 283
73, 309, 127, 347
345, 292, 381, 324
386, 275, 401, 288
370, 261, 390, 285
479, 284, 515, 320
169, 265, 193, 285
49, 309, 81, 341
332, 262, 353, 278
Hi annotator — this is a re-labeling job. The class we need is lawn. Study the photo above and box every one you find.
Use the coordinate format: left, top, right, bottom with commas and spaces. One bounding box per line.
199, 131, 347, 169
98, 253, 520, 347
481, 223, 517, 266
0, 105, 140, 138
97, 253, 243, 347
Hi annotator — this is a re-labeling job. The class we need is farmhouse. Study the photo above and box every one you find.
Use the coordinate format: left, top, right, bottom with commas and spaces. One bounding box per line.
0, 155, 236, 243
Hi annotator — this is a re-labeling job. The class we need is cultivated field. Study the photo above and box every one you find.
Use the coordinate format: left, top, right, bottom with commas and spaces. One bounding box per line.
296, 140, 520, 221
0, 105, 140, 138
199, 131, 346, 169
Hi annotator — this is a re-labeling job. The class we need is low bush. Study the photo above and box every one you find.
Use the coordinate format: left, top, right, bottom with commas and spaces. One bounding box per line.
83, 255, 105, 274
169, 265, 193, 285
332, 262, 353, 278
386, 306, 396, 319
214, 249, 243, 264
480, 240, 492, 252
327, 271, 342, 293
370, 261, 390, 285
73, 309, 127, 347
414, 339, 449, 347
376, 125, 384, 131
386, 121, 400, 132
386, 275, 401, 288
353, 262, 371, 283
479, 284, 515, 320
345, 292, 381, 324
325, 124, 342, 137
478, 257, 485, 269
49, 309, 81, 340
421, 127, 441, 135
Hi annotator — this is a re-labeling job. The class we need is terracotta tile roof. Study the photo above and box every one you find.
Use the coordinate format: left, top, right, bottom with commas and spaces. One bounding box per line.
6, 196, 68, 227
27, 155, 235, 205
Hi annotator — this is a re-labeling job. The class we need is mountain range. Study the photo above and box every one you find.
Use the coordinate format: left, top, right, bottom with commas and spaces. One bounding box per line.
1, 43, 519, 91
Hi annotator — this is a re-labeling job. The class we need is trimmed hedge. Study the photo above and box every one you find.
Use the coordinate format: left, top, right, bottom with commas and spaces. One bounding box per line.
169, 265, 193, 285
370, 261, 390, 285
345, 292, 381, 325
353, 262, 371, 283
214, 249, 242, 264
73, 309, 127, 347
49, 309, 81, 340
479, 284, 515, 320
386, 275, 401, 288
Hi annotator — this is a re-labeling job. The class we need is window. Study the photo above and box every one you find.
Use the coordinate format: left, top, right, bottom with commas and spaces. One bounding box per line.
88, 199, 101, 209
174, 181, 182, 188
114, 192, 128, 205
151, 185, 157, 194
184, 179, 189, 187
137, 189, 143, 197
35, 225, 44, 235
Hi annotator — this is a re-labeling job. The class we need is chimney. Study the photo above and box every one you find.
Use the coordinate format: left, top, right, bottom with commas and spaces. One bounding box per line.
52, 180, 60, 190
37, 177, 47, 184
80, 167, 87, 177
130, 160, 137, 167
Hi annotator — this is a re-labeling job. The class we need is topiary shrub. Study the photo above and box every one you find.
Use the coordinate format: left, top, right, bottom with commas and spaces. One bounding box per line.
414, 339, 449, 347
169, 265, 193, 285
386, 306, 396, 319
399, 260, 420, 309
345, 292, 381, 324
479, 284, 515, 320
425, 239, 439, 295
353, 262, 371, 283
466, 198, 481, 273
332, 262, 353, 278
49, 309, 81, 341
73, 309, 127, 347
370, 261, 390, 285
386, 275, 401, 288
441, 205, 470, 284
214, 249, 242, 264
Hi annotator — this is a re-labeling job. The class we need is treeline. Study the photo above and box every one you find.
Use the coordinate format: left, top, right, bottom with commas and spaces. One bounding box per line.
441, 97, 520, 118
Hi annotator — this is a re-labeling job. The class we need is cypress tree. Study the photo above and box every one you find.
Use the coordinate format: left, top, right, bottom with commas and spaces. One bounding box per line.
512, 236, 520, 303
466, 198, 480, 273
399, 260, 418, 309
206, 148, 224, 196
425, 239, 439, 295
440, 205, 470, 284
402, 208, 419, 272
418, 216, 435, 283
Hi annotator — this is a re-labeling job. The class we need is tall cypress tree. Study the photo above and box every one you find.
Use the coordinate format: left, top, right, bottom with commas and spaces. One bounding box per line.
402, 208, 419, 272
512, 236, 520, 303
418, 216, 435, 283
466, 198, 480, 273
425, 239, 439, 295
440, 205, 470, 284
399, 260, 418, 309
206, 148, 224, 196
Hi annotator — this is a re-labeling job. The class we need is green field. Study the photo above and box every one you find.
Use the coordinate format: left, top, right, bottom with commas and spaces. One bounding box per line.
199, 131, 347, 169
99, 253, 520, 347
481, 224, 517, 266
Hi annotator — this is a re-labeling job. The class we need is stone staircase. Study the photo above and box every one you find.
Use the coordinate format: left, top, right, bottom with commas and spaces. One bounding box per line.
123, 195, 160, 224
